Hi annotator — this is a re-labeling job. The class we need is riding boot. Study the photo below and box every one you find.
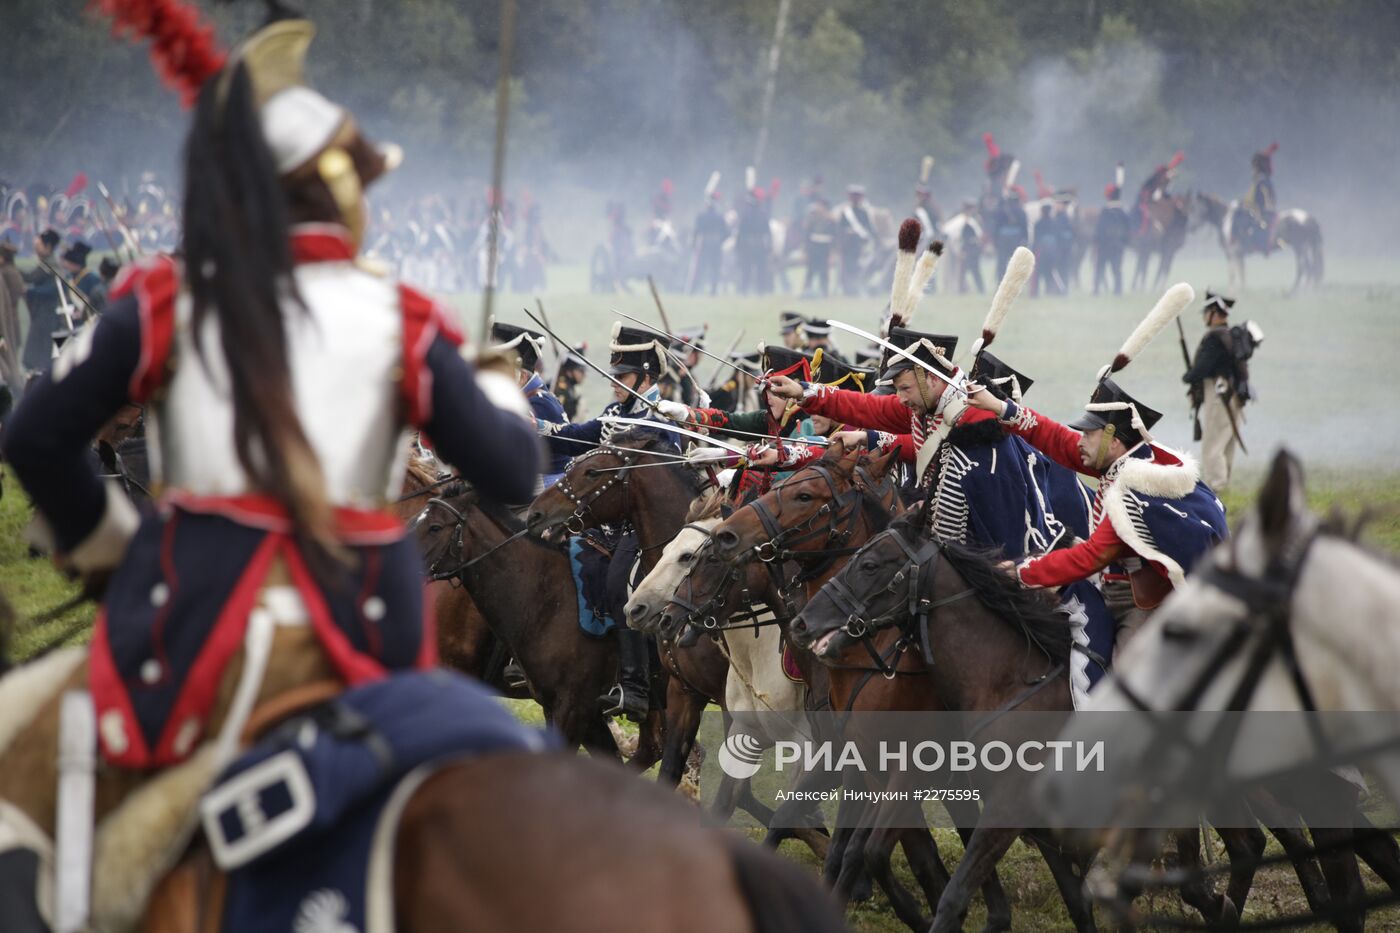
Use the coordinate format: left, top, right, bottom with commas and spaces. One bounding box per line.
600, 628, 650, 722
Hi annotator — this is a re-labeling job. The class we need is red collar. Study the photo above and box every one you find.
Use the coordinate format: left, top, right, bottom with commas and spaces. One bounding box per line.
289, 224, 357, 265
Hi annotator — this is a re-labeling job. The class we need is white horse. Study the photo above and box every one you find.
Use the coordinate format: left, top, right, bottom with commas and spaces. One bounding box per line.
626, 514, 828, 855
1042, 450, 1400, 925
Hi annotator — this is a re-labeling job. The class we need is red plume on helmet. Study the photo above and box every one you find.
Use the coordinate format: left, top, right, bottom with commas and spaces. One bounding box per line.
982, 132, 1000, 159
1167, 150, 1186, 171
92, 0, 228, 107
1252, 142, 1278, 175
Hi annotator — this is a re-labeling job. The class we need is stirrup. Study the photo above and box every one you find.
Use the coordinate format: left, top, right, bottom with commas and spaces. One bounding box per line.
598, 683, 649, 723
503, 659, 528, 691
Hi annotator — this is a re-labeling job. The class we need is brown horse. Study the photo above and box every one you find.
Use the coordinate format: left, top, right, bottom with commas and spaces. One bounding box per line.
1191, 191, 1325, 294
0, 649, 847, 932
523, 431, 732, 788
413, 484, 638, 759
394, 458, 518, 690
704, 445, 999, 931
1130, 194, 1191, 291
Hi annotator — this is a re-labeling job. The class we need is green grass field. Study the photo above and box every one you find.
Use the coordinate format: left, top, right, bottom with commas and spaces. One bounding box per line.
3, 251, 1399, 929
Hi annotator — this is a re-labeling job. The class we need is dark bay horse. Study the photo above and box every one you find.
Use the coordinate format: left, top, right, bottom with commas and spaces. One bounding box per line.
705, 445, 999, 931
414, 485, 640, 760
522, 431, 733, 787
1191, 191, 1324, 293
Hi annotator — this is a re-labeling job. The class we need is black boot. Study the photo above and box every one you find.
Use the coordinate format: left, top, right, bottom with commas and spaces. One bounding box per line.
600, 628, 650, 722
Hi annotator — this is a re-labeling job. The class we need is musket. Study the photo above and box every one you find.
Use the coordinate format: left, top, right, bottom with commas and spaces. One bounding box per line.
532, 298, 567, 389
1176, 317, 1203, 442
521, 307, 660, 413
645, 275, 675, 336
95, 182, 143, 260
1218, 384, 1249, 455
825, 319, 963, 391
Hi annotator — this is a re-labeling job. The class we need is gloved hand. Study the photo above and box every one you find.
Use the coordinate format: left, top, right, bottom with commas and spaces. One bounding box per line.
656, 400, 691, 422
744, 444, 782, 468
696, 389, 712, 409
687, 445, 735, 465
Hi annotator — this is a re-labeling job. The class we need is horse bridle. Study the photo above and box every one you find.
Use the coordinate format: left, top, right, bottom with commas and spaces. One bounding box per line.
550, 446, 639, 535
416, 495, 528, 584
667, 523, 789, 635
1098, 525, 1400, 928
746, 462, 866, 564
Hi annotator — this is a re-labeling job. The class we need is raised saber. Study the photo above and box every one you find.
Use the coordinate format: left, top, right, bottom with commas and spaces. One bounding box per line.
521, 307, 660, 413
645, 275, 675, 336
601, 416, 749, 458
612, 307, 747, 379
825, 319, 964, 390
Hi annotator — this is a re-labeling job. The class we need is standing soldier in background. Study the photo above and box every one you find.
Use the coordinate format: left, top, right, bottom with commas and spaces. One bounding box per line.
949, 199, 985, 294
837, 184, 872, 295
1032, 204, 1063, 296
1094, 169, 1131, 295
1242, 143, 1279, 255
779, 310, 804, 349
735, 188, 771, 295
991, 187, 1028, 280
21, 228, 62, 375
801, 195, 834, 298
59, 241, 103, 310
95, 256, 123, 311
1182, 292, 1248, 488
553, 346, 588, 421
912, 185, 940, 252
689, 190, 729, 295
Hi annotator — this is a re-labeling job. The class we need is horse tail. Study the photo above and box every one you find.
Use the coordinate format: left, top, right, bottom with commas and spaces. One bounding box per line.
1311, 218, 1325, 282
725, 835, 847, 933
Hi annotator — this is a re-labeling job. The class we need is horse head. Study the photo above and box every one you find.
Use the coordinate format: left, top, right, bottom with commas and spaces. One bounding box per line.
627, 519, 720, 637
524, 431, 687, 541
788, 512, 925, 660
1040, 449, 1400, 834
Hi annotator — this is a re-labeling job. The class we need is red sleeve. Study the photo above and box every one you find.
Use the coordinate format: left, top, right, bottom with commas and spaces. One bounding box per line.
399, 283, 466, 425
1018, 519, 1126, 588
110, 256, 179, 402
802, 386, 910, 433
887, 433, 915, 463
1002, 403, 1100, 478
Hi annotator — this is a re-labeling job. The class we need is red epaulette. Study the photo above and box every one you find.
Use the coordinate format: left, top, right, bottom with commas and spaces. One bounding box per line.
110, 255, 180, 402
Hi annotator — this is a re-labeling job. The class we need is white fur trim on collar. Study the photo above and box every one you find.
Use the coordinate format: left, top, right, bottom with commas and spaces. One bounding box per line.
1099, 447, 1200, 586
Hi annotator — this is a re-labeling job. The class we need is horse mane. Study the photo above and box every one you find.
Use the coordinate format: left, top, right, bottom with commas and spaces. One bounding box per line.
939, 540, 1071, 663
606, 428, 705, 496
686, 488, 727, 522
891, 514, 1070, 663
858, 487, 894, 534
403, 454, 442, 492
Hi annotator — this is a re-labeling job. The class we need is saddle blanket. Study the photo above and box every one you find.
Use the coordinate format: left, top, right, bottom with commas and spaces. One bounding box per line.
205, 670, 557, 932
569, 536, 615, 637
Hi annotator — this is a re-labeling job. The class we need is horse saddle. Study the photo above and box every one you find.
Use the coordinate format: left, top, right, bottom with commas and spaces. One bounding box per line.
144, 671, 555, 933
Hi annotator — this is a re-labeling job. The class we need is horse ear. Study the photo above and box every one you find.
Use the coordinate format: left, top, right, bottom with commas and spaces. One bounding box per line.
820, 438, 848, 463
864, 445, 900, 479
1256, 448, 1308, 556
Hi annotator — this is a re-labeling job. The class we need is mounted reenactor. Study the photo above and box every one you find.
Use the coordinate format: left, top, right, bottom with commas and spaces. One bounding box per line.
490, 320, 570, 489
967, 284, 1227, 649
770, 230, 1115, 688
0, 5, 540, 928
1182, 290, 1263, 489
1241, 142, 1279, 254
540, 324, 675, 721
1136, 150, 1184, 235
779, 309, 804, 349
